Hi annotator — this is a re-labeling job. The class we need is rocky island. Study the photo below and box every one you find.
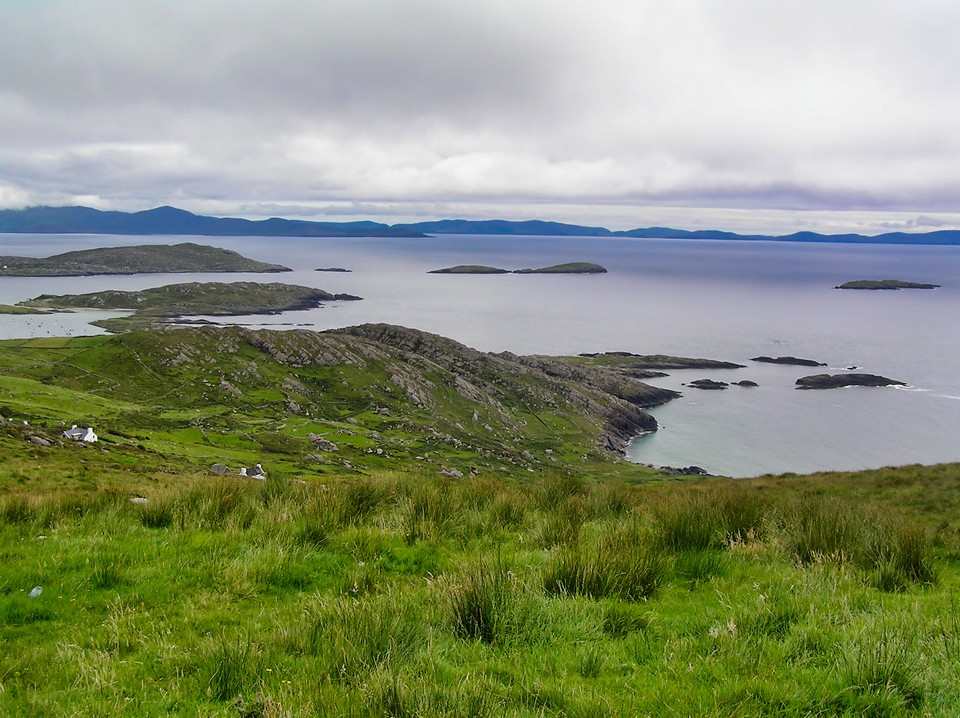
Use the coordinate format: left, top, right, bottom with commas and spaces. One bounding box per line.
428, 265, 510, 274
0, 242, 290, 276
429, 262, 608, 274
836, 279, 940, 290
795, 373, 906, 389
752, 356, 826, 367
17, 281, 361, 332
514, 262, 607, 274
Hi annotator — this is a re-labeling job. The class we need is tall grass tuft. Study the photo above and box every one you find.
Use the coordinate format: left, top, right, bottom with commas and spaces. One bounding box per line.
837, 623, 924, 712
175, 482, 248, 531
285, 593, 423, 682
448, 556, 514, 644
197, 633, 263, 702
654, 488, 767, 552
543, 529, 666, 601
136, 498, 174, 529
402, 482, 459, 545
865, 522, 937, 592
785, 497, 865, 565
654, 493, 723, 551
89, 553, 128, 590
535, 497, 587, 547
337, 478, 391, 526
0, 496, 36, 525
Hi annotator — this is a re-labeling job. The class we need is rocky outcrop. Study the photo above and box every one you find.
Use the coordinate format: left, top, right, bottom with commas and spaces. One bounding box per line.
836, 279, 940, 290
578, 352, 745, 369
795, 373, 906, 390
686, 379, 728, 390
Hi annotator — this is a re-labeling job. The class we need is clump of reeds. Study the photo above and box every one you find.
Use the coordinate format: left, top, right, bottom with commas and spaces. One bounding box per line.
447, 555, 515, 644
543, 527, 666, 601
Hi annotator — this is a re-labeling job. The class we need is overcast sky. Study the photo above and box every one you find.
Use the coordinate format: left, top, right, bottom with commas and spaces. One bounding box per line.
2, 0, 960, 233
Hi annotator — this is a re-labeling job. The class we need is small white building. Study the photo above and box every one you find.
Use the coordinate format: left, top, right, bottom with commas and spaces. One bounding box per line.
62, 425, 98, 443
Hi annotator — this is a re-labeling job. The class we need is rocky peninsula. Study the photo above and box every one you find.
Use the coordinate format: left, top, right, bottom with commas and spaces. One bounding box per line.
17, 281, 361, 332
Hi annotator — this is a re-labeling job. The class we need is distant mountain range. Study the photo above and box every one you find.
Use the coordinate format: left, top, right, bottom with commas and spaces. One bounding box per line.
2, 205, 959, 244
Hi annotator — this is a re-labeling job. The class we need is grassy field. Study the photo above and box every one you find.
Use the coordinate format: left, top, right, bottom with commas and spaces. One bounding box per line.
1, 327, 958, 716
1, 466, 958, 717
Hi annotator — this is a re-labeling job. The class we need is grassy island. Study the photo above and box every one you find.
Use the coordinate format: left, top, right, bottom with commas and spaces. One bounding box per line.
514, 262, 607, 274
0, 242, 290, 276
428, 265, 510, 274
17, 281, 361, 332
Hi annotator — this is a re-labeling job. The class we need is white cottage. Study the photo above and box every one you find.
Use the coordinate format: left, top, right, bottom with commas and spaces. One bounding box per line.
62, 425, 98, 443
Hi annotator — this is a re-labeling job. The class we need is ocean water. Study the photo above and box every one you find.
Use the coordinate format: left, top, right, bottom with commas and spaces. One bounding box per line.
1, 232, 958, 477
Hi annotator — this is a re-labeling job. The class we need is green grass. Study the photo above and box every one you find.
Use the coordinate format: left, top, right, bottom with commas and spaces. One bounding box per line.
0, 467, 957, 716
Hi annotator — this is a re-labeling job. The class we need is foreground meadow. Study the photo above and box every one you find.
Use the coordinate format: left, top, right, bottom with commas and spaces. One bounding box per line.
2, 465, 958, 717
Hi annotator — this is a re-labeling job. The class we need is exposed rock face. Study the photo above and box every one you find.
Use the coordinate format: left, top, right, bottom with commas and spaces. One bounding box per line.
752, 356, 826, 367
795, 373, 906, 390
687, 379, 728, 390
337, 323, 679, 453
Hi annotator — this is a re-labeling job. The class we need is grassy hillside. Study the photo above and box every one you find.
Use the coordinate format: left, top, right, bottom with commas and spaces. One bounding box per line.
0, 325, 958, 716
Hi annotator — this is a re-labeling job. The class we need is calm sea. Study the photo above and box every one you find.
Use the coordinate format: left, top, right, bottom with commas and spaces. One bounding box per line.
1, 232, 958, 477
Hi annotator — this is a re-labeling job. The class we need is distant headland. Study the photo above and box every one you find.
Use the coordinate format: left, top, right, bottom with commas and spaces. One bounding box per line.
3, 205, 960, 244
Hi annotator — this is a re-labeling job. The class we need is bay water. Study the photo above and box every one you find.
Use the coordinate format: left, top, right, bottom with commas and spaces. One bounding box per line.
1, 232, 957, 477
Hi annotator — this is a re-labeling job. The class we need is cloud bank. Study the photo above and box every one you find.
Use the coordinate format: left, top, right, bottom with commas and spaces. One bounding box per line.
2, 0, 960, 232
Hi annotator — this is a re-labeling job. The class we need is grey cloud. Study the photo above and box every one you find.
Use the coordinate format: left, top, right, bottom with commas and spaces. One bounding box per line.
2, 0, 960, 230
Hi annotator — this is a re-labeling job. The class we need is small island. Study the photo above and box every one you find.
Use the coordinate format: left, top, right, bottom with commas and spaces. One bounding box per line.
429, 262, 607, 274
686, 379, 729, 390
795, 373, 906, 390
17, 281, 361, 332
0, 242, 290, 277
752, 356, 826, 367
836, 279, 940, 290
428, 265, 510, 274
314, 267, 352, 273
514, 262, 607, 274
